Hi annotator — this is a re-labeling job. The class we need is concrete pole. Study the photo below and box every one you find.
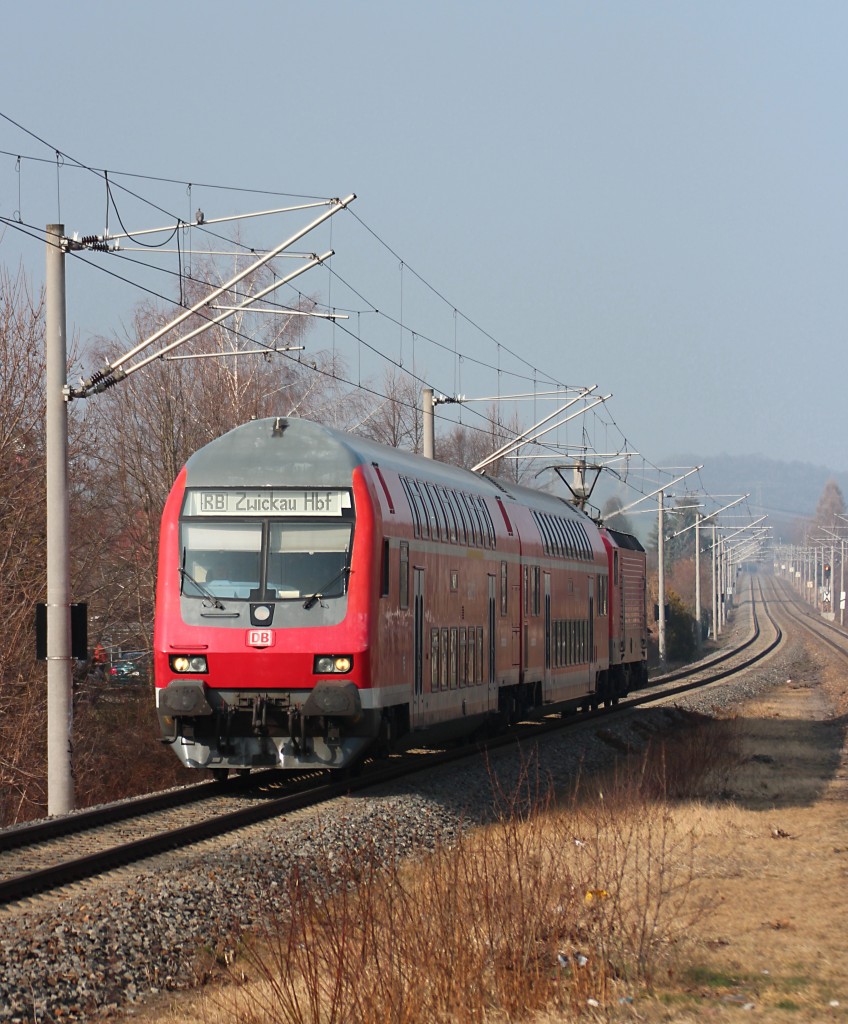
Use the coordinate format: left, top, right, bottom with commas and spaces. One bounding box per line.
422, 387, 434, 460
711, 523, 719, 640
694, 512, 702, 649
45, 224, 75, 815
657, 490, 666, 663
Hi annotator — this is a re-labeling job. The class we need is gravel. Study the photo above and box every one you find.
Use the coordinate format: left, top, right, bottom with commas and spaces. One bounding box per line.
0, 602, 805, 1024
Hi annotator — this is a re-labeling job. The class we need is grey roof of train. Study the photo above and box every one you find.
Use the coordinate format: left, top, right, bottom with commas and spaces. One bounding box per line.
185, 417, 595, 524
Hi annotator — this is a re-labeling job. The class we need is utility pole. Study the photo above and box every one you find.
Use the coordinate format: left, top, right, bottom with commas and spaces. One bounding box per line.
694, 512, 702, 650
657, 489, 666, 663
41, 197, 354, 816
711, 523, 719, 640
422, 387, 434, 459
45, 225, 74, 816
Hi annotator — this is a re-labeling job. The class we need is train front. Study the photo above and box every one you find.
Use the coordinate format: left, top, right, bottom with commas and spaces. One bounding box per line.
153, 418, 378, 774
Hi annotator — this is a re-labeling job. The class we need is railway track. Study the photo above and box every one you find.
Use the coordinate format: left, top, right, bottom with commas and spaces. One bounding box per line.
0, 573, 785, 910
766, 574, 848, 661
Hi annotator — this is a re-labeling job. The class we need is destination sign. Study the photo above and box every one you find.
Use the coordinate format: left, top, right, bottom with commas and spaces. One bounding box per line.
184, 489, 351, 517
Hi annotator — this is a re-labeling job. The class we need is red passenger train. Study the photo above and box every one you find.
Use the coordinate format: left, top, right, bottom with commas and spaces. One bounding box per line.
154, 417, 648, 777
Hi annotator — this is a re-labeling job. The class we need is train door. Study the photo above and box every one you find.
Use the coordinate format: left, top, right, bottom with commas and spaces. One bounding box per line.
512, 578, 522, 671
544, 572, 551, 699
488, 573, 497, 706
413, 568, 424, 724
588, 575, 595, 686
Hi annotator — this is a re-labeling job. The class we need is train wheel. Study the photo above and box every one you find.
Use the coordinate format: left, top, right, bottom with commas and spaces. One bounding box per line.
211, 767, 229, 782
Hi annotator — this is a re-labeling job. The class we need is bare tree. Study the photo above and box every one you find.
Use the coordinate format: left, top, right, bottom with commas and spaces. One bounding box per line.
354, 368, 422, 451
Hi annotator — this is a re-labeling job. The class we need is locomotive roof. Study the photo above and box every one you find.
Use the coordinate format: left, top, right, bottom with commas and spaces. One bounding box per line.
185, 417, 595, 525
602, 527, 645, 552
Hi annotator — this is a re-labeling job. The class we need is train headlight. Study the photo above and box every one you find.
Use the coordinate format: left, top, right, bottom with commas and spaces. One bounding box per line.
170, 654, 209, 674
313, 655, 353, 674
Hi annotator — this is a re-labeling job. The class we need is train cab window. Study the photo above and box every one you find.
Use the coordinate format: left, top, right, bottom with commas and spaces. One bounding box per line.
181, 523, 262, 599
267, 523, 351, 599
399, 542, 409, 610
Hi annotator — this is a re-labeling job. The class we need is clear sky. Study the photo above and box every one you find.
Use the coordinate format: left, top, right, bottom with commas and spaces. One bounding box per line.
2, 1, 847, 474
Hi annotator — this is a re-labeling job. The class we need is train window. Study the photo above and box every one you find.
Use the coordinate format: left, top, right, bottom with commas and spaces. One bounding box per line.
430, 629, 440, 690
479, 498, 496, 548
523, 565, 529, 615
550, 516, 566, 558
437, 486, 458, 543
446, 489, 467, 545
431, 484, 452, 541
449, 627, 458, 688
500, 561, 508, 616
401, 479, 421, 539
562, 519, 575, 558
467, 626, 475, 684
381, 539, 390, 597
399, 542, 409, 610
459, 627, 467, 686
598, 574, 608, 616
613, 549, 619, 585
462, 492, 482, 547
533, 566, 541, 616
536, 516, 557, 557
477, 626, 484, 684
267, 523, 351, 599
580, 523, 592, 560
441, 627, 450, 689
415, 481, 431, 539
420, 482, 443, 541
450, 569, 458, 593
413, 480, 435, 540
453, 491, 471, 545
181, 522, 262, 599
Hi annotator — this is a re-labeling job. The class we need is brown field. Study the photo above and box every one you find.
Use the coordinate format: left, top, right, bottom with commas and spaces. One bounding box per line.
123, 638, 848, 1023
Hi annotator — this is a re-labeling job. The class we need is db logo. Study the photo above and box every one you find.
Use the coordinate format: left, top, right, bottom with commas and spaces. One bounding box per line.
246, 629, 275, 648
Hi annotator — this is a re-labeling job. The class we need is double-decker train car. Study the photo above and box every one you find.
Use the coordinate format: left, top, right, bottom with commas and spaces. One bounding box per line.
154, 417, 648, 777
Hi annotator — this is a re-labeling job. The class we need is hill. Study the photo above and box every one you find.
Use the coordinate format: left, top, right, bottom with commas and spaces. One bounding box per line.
663, 453, 846, 539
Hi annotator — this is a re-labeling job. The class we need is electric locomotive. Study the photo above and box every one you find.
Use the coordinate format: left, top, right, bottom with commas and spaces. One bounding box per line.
154, 417, 647, 776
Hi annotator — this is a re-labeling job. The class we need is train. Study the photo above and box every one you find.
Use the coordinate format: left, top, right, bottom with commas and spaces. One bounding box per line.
153, 416, 648, 778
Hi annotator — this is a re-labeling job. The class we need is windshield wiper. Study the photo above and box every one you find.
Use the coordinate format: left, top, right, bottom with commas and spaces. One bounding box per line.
180, 550, 225, 610
303, 565, 352, 610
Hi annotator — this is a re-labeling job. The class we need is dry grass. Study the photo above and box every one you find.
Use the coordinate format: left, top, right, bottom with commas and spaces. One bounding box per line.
185, 729, 743, 1024
120, 645, 848, 1023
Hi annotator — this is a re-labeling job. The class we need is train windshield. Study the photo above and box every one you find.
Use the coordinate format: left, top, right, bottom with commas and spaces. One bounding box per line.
268, 523, 351, 599
180, 519, 353, 602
